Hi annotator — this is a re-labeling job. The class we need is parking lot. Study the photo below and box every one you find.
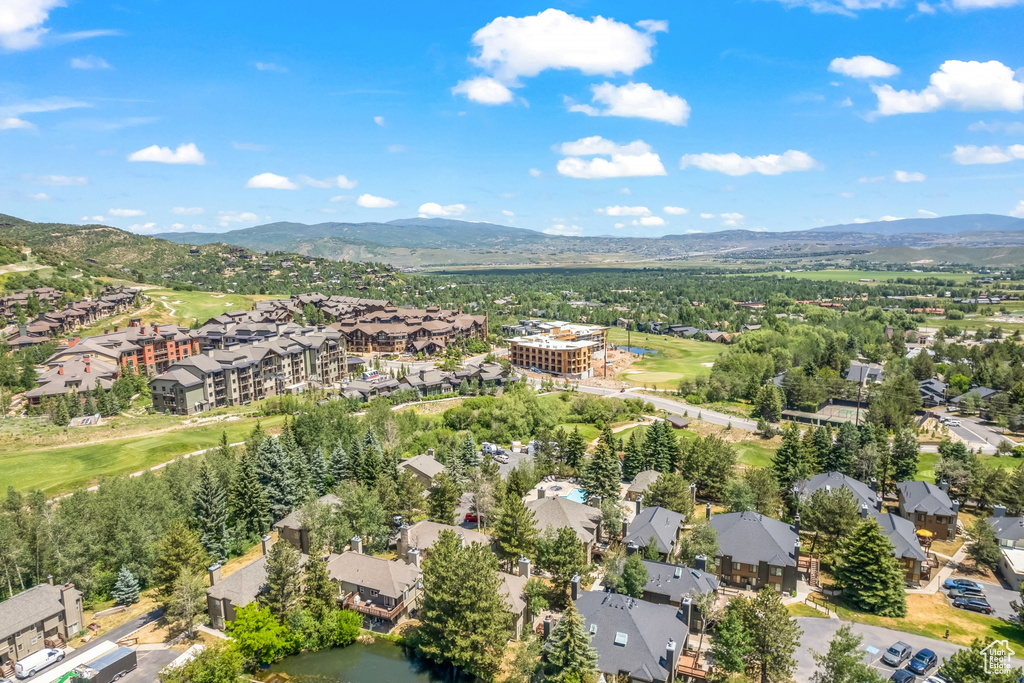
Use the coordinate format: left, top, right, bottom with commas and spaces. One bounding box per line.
956, 576, 1022, 623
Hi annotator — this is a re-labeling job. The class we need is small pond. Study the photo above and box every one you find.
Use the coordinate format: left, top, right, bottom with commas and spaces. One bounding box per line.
621, 346, 659, 355
267, 640, 442, 683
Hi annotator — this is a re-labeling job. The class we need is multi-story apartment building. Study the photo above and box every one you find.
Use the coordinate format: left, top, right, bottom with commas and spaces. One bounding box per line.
4, 287, 139, 348
896, 480, 959, 541
710, 511, 800, 593
45, 321, 199, 376
506, 321, 608, 379
332, 306, 488, 355
0, 581, 84, 673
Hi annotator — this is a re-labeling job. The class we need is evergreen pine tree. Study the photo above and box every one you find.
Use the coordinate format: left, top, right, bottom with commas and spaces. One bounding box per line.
301, 551, 335, 619
966, 517, 1001, 571
834, 520, 907, 617
563, 427, 586, 470
457, 435, 478, 474
83, 394, 97, 416
811, 625, 884, 683
583, 427, 621, 502
544, 600, 598, 683
193, 461, 230, 563
53, 395, 70, 426
620, 553, 649, 598
229, 449, 270, 540
307, 447, 327, 497
812, 425, 833, 472
824, 421, 859, 475
360, 431, 383, 488
66, 391, 82, 419
538, 526, 588, 606
111, 566, 140, 606
494, 492, 539, 572
890, 428, 920, 483
244, 421, 267, 457
622, 429, 646, 481
153, 521, 209, 600
255, 437, 300, 521
108, 391, 121, 415
428, 472, 461, 524
259, 540, 302, 622
94, 385, 110, 417
740, 589, 803, 683
327, 442, 350, 487
773, 423, 810, 492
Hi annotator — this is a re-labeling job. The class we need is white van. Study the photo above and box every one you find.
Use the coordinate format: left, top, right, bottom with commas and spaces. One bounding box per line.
15, 648, 65, 679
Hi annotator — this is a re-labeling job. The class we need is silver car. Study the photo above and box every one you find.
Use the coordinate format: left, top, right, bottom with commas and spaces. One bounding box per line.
881, 642, 913, 667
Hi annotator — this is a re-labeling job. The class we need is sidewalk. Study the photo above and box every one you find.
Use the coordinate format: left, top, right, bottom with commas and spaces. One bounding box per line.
907, 545, 968, 595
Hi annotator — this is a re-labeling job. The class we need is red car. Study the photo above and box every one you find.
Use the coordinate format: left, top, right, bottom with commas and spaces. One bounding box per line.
464, 512, 479, 523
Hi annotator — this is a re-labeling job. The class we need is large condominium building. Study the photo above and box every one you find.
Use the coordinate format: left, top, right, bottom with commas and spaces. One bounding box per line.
506, 321, 607, 379
4, 287, 139, 348
332, 306, 488, 355
45, 320, 199, 376
207, 294, 391, 326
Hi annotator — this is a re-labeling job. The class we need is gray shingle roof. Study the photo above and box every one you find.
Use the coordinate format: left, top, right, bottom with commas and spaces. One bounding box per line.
641, 560, 719, 603
575, 592, 689, 682
402, 521, 491, 551
399, 454, 445, 480
871, 512, 927, 562
623, 507, 686, 555
498, 571, 528, 616
794, 471, 876, 509
627, 470, 661, 495
526, 496, 602, 546
273, 494, 342, 532
710, 511, 798, 567
326, 552, 420, 600
0, 583, 77, 640
988, 516, 1024, 542
897, 481, 955, 516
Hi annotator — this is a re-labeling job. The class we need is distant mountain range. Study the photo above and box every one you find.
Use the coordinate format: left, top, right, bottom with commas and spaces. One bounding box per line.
153, 213, 1024, 268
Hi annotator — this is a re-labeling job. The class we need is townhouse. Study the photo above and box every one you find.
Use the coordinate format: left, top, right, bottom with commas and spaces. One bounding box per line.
896, 480, 959, 541
23, 356, 118, 407
989, 507, 1024, 590
526, 491, 604, 563
0, 581, 84, 674
332, 306, 488, 355
710, 511, 800, 594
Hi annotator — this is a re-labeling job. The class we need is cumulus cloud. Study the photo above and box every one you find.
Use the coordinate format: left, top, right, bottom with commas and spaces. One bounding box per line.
246, 173, 298, 190
0, 0, 65, 50
298, 174, 358, 189
374, 116, 385, 126
664, 206, 689, 215
129, 222, 157, 233
568, 82, 690, 125
217, 211, 260, 227
1012, 200, 1024, 218
633, 216, 665, 226
700, 213, 715, 219
544, 223, 583, 236
108, 208, 144, 217
452, 77, 514, 105
26, 192, 49, 200
418, 202, 466, 217
528, 168, 542, 177
679, 150, 819, 176
872, 60, 1024, 116
829, 56, 900, 79
25, 174, 87, 186
952, 144, 1024, 164
454, 9, 664, 104
502, 209, 515, 217
0, 117, 33, 130
70, 55, 110, 69
128, 143, 206, 165
556, 136, 666, 179
720, 213, 745, 227
597, 205, 651, 217
82, 215, 104, 222
357, 194, 398, 208
172, 207, 204, 215
894, 170, 926, 182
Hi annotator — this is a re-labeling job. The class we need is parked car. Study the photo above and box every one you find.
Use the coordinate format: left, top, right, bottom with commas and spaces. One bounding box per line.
948, 586, 986, 599
464, 511, 479, 523
924, 675, 949, 683
882, 642, 913, 667
15, 649, 65, 679
952, 596, 994, 614
909, 649, 938, 675
943, 578, 983, 591
891, 670, 917, 683
492, 452, 509, 464
946, 420, 961, 427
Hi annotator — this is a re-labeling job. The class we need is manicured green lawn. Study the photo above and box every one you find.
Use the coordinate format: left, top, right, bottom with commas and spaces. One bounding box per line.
145, 287, 272, 326
556, 423, 600, 442
735, 440, 778, 468
1, 414, 285, 496
915, 451, 1022, 481
787, 603, 828, 618
607, 329, 724, 386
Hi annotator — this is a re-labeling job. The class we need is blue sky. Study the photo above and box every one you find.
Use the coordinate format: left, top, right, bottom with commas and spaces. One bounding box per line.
2, 0, 1024, 238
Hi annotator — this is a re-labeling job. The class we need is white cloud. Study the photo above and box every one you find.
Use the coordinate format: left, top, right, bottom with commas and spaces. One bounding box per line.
613, 222, 625, 229
70, 55, 110, 69
529, 168, 542, 177
1011, 201, 1024, 218
968, 120, 1024, 134
633, 216, 665, 226
840, 97, 853, 107
0, 0, 64, 50
918, 209, 939, 217
720, 213, 745, 227
840, 192, 854, 198
894, 170, 926, 182
255, 62, 288, 73
700, 213, 715, 219
26, 174, 87, 186
953, 0, 1024, 7
0, 117, 33, 130
298, 174, 358, 189
664, 206, 689, 215
764, 0, 1024, 13
556, 136, 666, 179
544, 223, 583, 236
128, 143, 206, 165
172, 207, 204, 215
357, 194, 398, 208
82, 215, 104, 222
829, 56, 900, 79
387, 144, 407, 154
456, 9, 664, 104
853, 218, 871, 224
502, 210, 515, 217
952, 144, 1024, 164
374, 116, 385, 126
680, 150, 819, 176
880, 215, 904, 221
246, 173, 298, 190
128, 222, 156, 233
568, 82, 690, 125
418, 202, 466, 217
917, 2, 938, 12
217, 211, 260, 227
858, 175, 886, 183
328, 195, 351, 203
26, 192, 49, 200
108, 208, 144, 217
452, 77, 514, 105
872, 60, 1024, 116
597, 205, 651, 217
232, 141, 266, 151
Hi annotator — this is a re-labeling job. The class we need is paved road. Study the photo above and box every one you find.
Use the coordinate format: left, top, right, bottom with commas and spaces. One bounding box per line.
76, 608, 163, 660
577, 383, 759, 431
946, 416, 1013, 455
120, 647, 178, 683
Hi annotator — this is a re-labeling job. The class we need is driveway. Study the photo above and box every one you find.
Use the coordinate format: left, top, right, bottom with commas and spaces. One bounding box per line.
949, 576, 1022, 623
120, 648, 178, 683
496, 448, 531, 479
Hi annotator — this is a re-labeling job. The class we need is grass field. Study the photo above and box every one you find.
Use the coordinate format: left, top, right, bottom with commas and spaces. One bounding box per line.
762, 269, 975, 284
607, 329, 724, 386
145, 287, 272, 326
915, 451, 1021, 481
0, 413, 285, 495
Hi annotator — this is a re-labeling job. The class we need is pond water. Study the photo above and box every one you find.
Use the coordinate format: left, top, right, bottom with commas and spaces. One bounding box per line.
622, 346, 659, 355
267, 640, 442, 683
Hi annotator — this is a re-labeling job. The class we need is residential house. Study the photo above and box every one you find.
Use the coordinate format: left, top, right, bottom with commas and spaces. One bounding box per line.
896, 480, 959, 541
328, 547, 422, 627
623, 507, 686, 560
846, 362, 884, 384
399, 368, 457, 398
395, 521, 491, 563
988, 508, 1024, 590
526, 491, 603, 562
794, 471, 877, 510
626, 470, 660, 502
710, 512, 800, 593
398, 453, 445, 487
950, 387, 999, 407
499, 561, 533, 640
919, 379, 948, 408
273, 494, 342, 554
0, 582, 84, 671
863, 506, 928, 585
573, 591, 691, 683
23, 356, 118, 407
639, 559, 719, 621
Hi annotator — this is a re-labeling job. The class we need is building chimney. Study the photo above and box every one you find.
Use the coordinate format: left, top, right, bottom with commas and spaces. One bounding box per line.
794, 514, 801, 535
694, 555, 707, 572
351, 536, 363, 554
622, 519, 629, 538
85, 358, 91, 373
793, 539, 801, 566
938, 480, 949, 493
114, 325, 120, 332
518, 557, 531, 579
208, 563, 222, 586
407, 548, 421, 568
537, 487, 546, 500
993, 504, 1007, 518
635, 497, 643, 515
952, 501, 960, 515
626, 542, 639, 556
261, 534, 273, 556
870, 477, 878, 492
860, 504, 869, 519
666, 639, 679, 683
543, 614, 553, 638
427, 448, 435, 458
876, 494, 883, 512
570, 574, 581, 601
689, 482, 697, 502
48, 574, 54, 586
58, 364, 64, 375
705, 502, 711, 519
400, 523, 411, 550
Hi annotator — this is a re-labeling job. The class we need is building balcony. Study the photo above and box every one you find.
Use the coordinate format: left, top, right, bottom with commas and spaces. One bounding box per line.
342, 593, 407, 621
